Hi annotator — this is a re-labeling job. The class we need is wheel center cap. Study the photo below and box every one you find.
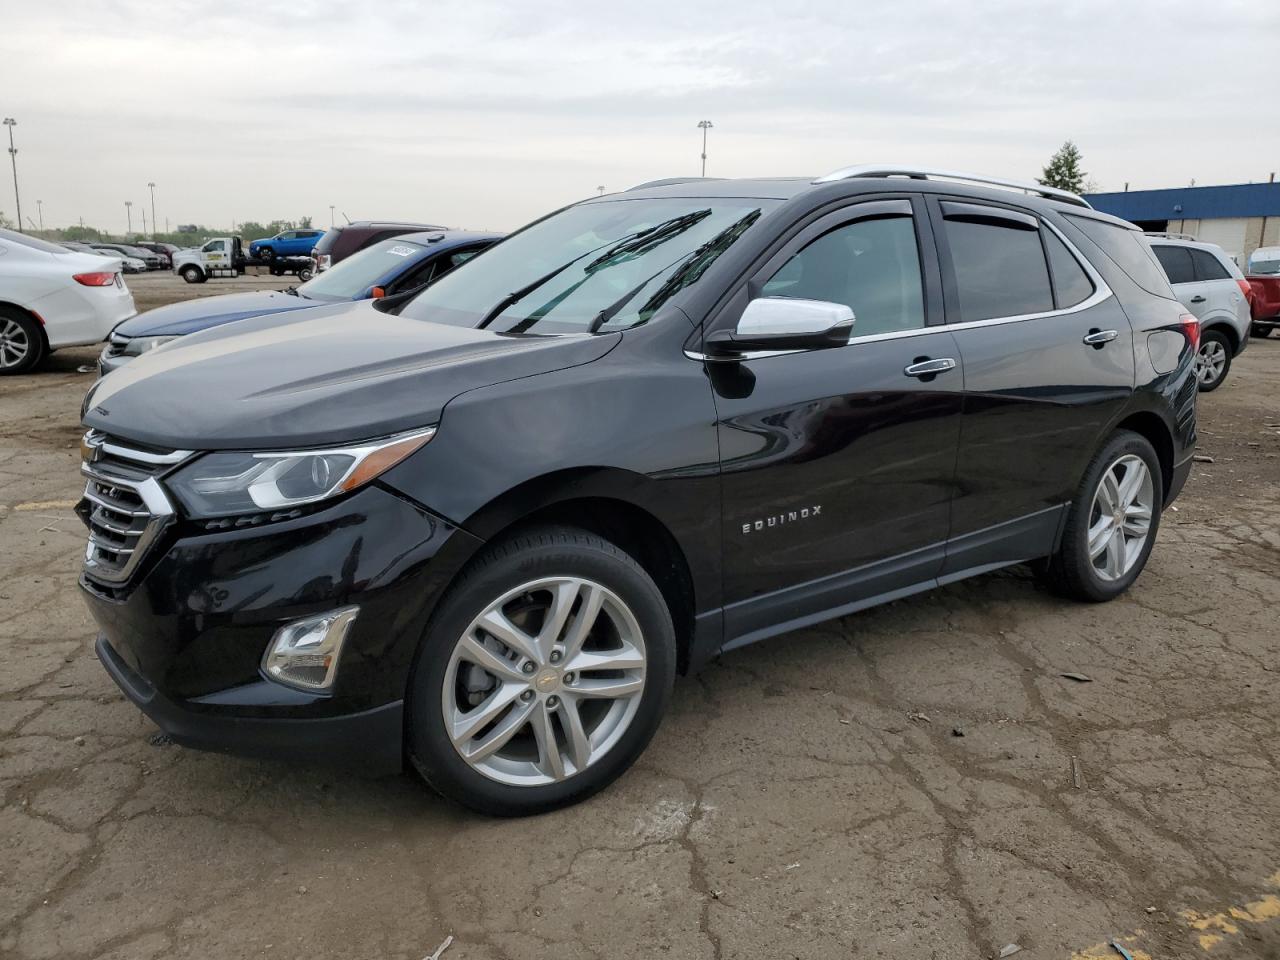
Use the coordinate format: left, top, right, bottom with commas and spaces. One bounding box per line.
534, 669, 560, 693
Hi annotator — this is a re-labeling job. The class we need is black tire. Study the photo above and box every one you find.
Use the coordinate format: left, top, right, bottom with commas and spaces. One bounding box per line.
1041, 430, 1162, 602
258, 246, 274, 261
407, 525, 676, 816
0, 306, 47, 375
1194, 329, 1232, 392
1252, 324, 1273, 339
179, 265, 205, 284
297, 266, 313, 282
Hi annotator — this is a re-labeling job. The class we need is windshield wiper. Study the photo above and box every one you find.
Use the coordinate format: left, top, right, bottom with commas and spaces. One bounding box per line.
283, 285, 300, 297
476, 210, 713, 331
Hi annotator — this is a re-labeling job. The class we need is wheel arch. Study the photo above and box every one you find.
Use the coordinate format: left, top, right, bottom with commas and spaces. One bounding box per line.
0, 300, 50, 354
1112, 410, 1175, 502
1200, 320, 1239, 354
443, 468, 700, 674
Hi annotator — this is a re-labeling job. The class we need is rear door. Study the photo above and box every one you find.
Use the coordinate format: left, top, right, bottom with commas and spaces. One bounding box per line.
1188, 247, 1247, 326
1150, 244, 1208, 319
933, 198, 1136, 575
710, 196, 964, 643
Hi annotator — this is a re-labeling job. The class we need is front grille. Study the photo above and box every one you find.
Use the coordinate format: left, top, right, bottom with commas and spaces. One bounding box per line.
79, 431, 191, 587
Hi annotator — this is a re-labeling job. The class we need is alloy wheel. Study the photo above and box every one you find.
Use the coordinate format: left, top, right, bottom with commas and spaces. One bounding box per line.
1194, 340, 1227, 386
1087, 454, 1155, 582
441, 576, 647, 786
0, 318, 30, 370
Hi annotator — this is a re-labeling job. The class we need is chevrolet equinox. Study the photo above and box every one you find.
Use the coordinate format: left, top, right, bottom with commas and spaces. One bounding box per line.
78, 166, 1198, 815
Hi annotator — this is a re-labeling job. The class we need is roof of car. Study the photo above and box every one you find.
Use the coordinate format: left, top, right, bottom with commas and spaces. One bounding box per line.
335, 220, 446, 231
390, 229, 503, 247
602, 172, 1133, 225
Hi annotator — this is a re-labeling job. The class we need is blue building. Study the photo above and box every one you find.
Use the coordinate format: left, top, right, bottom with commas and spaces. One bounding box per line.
1085, 181, 1280, 266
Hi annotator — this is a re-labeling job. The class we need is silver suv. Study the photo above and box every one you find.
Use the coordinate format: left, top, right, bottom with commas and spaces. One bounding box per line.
1146, 234, 1251, 391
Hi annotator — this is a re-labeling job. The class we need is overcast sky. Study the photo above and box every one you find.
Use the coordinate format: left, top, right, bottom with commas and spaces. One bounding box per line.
1, 0, 1277, 235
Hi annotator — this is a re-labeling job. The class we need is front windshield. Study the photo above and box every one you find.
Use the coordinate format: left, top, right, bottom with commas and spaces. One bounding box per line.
298, 237, 428, 301
400, 197, 781, 334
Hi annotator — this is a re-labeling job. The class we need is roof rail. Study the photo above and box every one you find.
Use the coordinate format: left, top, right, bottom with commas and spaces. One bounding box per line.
812, 164, 1093, 209
1143, 231, 1197, 242
627, 177, 724, 191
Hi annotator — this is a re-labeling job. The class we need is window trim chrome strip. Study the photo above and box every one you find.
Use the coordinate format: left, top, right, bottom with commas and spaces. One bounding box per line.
686, 216, 1111, 362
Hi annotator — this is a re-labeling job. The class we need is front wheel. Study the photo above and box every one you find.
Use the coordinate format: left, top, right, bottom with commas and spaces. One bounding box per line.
297, 265, 313, 282
1041, 430, 1162, 602
179, 265, 205, 284
257, 246, 274, 261
1194, 330, 1231, 391
407, 526, 675, 816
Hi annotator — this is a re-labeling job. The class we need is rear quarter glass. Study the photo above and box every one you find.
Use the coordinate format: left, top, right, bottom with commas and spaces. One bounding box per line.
1064, 214, 1177, 301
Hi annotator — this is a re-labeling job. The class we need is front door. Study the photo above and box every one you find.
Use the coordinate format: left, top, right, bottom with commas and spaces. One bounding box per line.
707, 198, 964, 646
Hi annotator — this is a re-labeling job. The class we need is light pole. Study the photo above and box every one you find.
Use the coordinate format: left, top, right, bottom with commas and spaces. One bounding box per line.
597, 185, 605, 196
329, 205, 335, 228
36, 199, 43, 231
697, 120, 713, 177
141, 207, 148, 237
147, 182, 156, 239
125, 201, 133, 234
3, 118, 20, 231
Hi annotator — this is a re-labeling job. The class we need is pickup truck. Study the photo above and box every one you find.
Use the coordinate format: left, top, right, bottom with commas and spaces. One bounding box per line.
248, 229, 326, 261
1248, 275, 1280, 337
173, 237, 312, 283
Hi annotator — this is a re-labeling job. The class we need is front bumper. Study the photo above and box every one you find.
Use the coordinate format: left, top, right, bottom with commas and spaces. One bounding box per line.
80, 483, 483, 773
98, 346, 129, 377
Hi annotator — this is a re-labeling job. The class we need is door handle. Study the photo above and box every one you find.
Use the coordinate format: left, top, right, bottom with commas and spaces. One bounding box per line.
903, 357, 956, 378
1082, 329, 1118, 346
1189, 295, 1206, 303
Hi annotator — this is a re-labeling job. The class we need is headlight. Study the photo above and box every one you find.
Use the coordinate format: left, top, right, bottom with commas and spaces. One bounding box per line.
167, 427, 435, 518
123, 335, 179, 356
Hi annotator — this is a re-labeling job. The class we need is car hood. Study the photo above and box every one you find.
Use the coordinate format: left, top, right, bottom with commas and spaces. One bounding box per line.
112, 291, 321, 338
83, 300, 619, 450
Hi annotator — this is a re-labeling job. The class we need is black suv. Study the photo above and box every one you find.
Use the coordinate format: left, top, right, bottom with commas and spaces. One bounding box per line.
78, 166, 1198, 815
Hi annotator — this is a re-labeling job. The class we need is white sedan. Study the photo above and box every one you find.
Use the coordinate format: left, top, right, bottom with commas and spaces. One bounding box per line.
0, 229, 136, 374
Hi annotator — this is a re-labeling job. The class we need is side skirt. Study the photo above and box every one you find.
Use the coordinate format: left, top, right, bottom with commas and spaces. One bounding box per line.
688, 505, 1067, 669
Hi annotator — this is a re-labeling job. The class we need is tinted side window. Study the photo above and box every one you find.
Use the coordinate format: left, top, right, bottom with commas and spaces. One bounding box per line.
1066, 215, 1176, 300
943, 216, 1053, 322
761, 215, 924, 337
1152, 245, 1195, 285
1044, 230, 1095, 308
1190, 249, 1230, 281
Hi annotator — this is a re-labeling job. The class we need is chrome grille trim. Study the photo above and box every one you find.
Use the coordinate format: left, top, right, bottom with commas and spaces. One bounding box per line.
80, 433, 190, 587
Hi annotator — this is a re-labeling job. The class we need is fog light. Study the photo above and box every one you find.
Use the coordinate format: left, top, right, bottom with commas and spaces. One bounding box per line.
261, 607, 359, 691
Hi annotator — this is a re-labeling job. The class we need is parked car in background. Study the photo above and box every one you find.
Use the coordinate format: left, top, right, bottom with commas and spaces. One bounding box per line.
100, 230, 500, 374
129, 242, 173, 268
312, 220, 444, 272
0, 228, 134, 374
63, 243, 146, 274
1247, 246, 1279, 276
1146, 234, 1250, 391
248, 229, 326, 261
77, 167, 1197, 814
91, 243, 163, 271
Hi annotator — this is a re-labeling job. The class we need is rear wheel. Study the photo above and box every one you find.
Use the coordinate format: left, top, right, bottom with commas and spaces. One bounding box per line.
0, 308, 45, 375
258, 246, 274, 261
407, 526, 675, 816
1041, 430, 1161, 602
179, 265, 205, 284
1193, 330, 1231, 391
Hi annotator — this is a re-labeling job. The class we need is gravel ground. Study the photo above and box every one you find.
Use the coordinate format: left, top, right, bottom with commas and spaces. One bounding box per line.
2, 273, 1279, 959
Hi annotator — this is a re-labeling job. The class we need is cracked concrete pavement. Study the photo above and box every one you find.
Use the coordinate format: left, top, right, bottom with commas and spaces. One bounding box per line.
2, 274, 1279, 959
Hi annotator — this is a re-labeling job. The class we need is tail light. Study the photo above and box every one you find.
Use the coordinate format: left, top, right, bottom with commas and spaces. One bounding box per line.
73, 272, 117, 287
1179, 312, 1200, 352
1236, 279, 1254, 304
316, 254, 331, 272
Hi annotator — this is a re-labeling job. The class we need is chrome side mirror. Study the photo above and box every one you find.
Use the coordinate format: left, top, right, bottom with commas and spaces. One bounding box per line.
705, 297, 855, 357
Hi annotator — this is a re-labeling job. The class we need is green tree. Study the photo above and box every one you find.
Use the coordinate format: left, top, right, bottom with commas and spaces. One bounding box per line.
1039, 140, 1087, 193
